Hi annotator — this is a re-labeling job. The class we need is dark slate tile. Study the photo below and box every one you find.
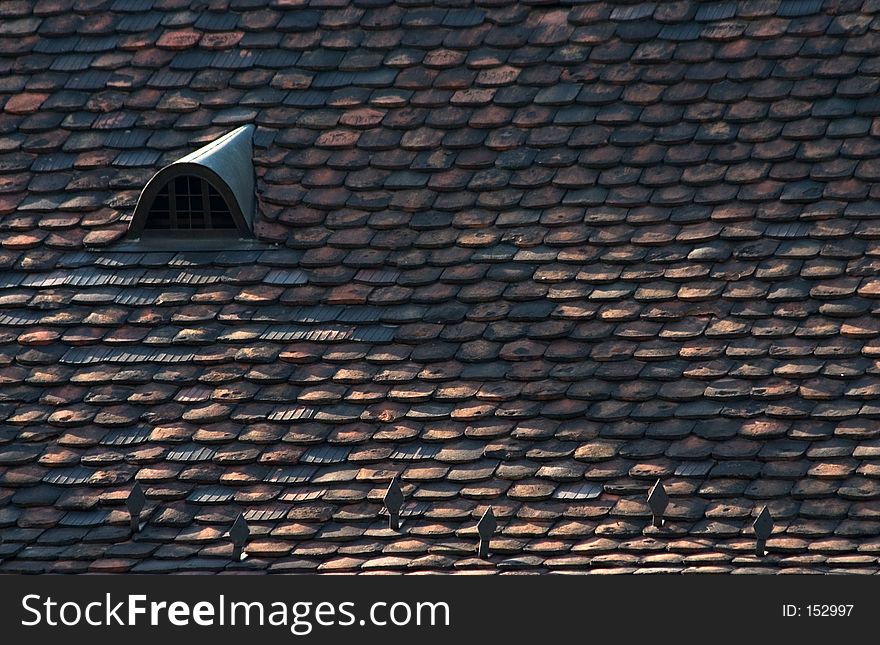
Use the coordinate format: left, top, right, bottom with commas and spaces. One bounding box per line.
31, 153, 76, 172
777, 0, 824, 17
255, 50, 300, 69
169, 51, 214, 71
117, 12, 162, 32
104, 130, 151, 149
695, 2, 736, 21
113, 149, 161, 167
33, 36, 80, 54
658, 22, 702, 41
187, 486, 235, 504
194, 12, 240, 31
212, 51, 256, 70
75, 36, 119, 53
49, 55, 94, 73
277, 10, 321, 31
64, 70, 111, 90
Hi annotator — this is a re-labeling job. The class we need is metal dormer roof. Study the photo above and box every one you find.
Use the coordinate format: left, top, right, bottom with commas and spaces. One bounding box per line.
127, 124, 255, 238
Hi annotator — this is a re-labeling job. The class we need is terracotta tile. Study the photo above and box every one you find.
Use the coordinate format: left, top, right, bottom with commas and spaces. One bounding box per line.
4, 92, 49, 115
156, 29, 202, 50
0, 0, 877, 575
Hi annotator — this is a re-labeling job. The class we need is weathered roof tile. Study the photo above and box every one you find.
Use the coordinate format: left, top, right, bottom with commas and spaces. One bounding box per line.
0, 0, 877, 574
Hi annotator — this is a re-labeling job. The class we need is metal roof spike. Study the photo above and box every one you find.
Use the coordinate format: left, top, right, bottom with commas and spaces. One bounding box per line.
477, 507, 497, 559
229, 513, 250, 561
128, 124, 255, 239
126, 483, 146, 533
647, 478, 669, 528
383, 476, 404, 531
753, 506, 774, 557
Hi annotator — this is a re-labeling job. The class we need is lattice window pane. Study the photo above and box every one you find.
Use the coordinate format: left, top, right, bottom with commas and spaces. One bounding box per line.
145, 175, 237, 231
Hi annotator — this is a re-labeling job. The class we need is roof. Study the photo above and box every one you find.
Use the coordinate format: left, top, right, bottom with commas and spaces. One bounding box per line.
1, 0, 880, 574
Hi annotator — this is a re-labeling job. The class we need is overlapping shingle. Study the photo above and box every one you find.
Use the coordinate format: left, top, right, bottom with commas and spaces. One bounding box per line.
1, 0, 880, 574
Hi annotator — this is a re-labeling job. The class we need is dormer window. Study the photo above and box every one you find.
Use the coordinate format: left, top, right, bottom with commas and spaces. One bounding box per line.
146, 175, 236, 231
127, 124, 255, 239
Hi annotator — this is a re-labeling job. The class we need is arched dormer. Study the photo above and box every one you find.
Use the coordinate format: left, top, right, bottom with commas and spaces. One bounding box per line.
127, 124, 255, 238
